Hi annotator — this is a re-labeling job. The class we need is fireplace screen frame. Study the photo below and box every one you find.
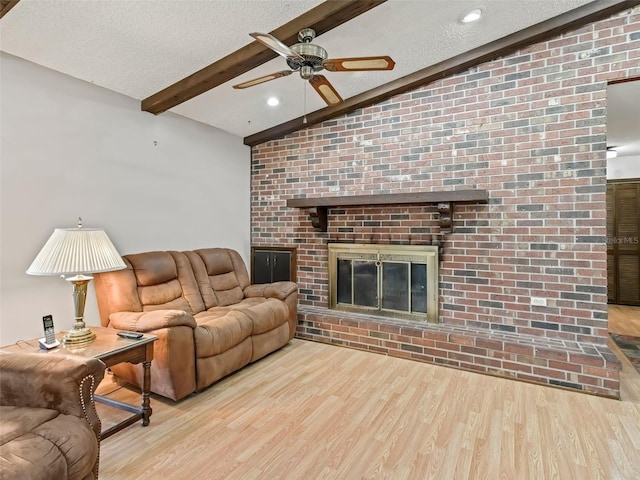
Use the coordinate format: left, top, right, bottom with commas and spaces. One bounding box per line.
328, 243, 439, 323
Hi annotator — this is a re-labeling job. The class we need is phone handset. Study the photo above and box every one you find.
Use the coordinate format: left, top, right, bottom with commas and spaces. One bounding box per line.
39, 314, 60, 349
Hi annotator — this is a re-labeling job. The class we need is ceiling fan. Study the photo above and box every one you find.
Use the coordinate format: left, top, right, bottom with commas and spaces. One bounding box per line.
233, 28, 395, 106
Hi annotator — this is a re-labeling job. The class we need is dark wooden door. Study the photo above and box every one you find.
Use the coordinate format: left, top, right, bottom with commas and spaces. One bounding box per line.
607, 180, 640, 305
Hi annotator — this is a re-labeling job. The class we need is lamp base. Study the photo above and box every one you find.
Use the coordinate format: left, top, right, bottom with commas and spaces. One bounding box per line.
62, 275, 96, 347
62, 326, 96, 346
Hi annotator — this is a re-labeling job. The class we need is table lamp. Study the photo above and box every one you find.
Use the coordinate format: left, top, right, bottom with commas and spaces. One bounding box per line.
26, 218, 126, 346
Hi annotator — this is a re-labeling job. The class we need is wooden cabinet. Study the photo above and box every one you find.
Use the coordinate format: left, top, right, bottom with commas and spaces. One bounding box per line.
607, 180, 640, 305
251, 247, 296, 284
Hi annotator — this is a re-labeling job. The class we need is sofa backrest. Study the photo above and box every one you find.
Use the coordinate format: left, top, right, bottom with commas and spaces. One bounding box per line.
93, 251, 205, 325
128, 251, 205, 314
187, 248, 251, 308
94, 248, 254, 324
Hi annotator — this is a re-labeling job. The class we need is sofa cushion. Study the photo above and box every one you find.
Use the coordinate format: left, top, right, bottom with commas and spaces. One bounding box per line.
184, 251, 218, 308
211, 272, 244, 306
138, 279, 187, 310
169, 251, 207, 314
33, 414, 99, 479
190, 249, 250, 307
204, 297, 266, 314
125, 251, 205, 314
0, 406, 57, 444
242, 298, 289, 335
0, 412, 98, 480
128, 251, 177, 286
194, 311, 253, 357
0, 432, 68, 480
206, 298, 289, 336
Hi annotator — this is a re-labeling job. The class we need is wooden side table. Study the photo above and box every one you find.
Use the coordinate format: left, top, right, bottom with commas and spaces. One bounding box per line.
1, 326, 157, 439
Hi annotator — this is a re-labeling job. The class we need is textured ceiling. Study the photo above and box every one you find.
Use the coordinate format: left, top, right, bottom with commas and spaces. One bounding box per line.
1, 0, 638, 156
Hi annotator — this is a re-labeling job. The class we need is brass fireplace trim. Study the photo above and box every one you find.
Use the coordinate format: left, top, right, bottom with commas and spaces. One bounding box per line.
328, 243, 439, 323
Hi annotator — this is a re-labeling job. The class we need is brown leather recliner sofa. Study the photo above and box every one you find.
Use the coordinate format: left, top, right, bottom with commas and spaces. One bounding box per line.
93, 248, 298, 401
0, 352, 105, 480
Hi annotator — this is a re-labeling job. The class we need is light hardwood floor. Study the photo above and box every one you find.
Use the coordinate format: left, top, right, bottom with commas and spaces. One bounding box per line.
608, 304, 640, 336
98, 337, 640, 480
608, 304, 640, 403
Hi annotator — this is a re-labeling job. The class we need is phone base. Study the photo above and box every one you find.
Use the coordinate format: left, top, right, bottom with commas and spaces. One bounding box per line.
38, 338, 60, 350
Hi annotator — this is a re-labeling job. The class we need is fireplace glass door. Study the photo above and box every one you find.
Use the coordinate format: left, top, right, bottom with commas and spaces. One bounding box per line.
330, 244, 438, 323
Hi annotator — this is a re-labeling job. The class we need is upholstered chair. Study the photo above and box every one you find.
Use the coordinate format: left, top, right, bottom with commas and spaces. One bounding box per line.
0, 352, 105, 480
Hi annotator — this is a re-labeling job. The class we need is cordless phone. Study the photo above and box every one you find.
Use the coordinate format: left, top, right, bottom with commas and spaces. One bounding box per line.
39, 314, 60, 349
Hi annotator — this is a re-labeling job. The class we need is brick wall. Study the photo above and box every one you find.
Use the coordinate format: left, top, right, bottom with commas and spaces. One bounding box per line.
251, 7, 640, 397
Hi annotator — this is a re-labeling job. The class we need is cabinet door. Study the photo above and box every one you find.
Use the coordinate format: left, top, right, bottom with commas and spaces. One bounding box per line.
272, 251, 291, 282
253, 251, 273, 284
252, 247, 296, 284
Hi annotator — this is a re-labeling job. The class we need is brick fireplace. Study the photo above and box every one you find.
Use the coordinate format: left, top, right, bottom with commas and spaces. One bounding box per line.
250, 8, 640, 398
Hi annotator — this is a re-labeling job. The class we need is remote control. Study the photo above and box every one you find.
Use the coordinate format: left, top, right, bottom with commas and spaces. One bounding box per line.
117, 331, 143, 339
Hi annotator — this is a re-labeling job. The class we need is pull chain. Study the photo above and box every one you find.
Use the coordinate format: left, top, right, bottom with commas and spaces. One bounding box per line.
303, 80, 308, 124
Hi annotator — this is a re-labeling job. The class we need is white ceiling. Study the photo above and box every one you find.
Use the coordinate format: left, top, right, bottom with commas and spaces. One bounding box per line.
607, 81, 640, 158
1, 0, 638, 156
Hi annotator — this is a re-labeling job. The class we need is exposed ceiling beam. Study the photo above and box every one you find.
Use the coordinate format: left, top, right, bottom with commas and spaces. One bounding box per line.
245, 0, 640, 147
0, 0, 20, 19
141, 0, 387, 115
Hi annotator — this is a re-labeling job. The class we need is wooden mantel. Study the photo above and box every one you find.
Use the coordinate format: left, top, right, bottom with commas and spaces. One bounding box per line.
287, 189, 489, 233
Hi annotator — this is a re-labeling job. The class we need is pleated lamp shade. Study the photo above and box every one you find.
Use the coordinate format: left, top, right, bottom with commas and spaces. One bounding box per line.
27, 226, 126, 276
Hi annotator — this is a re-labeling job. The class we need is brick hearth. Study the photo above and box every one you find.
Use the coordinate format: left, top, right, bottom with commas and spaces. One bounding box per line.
297, 306, 619, 397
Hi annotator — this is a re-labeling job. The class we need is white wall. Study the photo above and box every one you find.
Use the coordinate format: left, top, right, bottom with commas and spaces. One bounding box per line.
607, 155, 640, 179
0, 53, 250, 345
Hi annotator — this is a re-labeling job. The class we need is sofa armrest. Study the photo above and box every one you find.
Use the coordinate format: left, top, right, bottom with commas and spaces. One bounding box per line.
0, 353, 105, 422
109, 309, 197, 332
244, 281, 298, 300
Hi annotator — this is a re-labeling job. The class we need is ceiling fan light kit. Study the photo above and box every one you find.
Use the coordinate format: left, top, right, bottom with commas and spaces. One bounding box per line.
234, 28, 395, 106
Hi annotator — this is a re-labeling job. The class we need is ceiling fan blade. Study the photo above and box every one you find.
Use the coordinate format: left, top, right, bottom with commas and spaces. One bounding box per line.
250, 32, 304, 62
323, 56, 395, 72
309, 75, 343, 106
233, 70, 293, 89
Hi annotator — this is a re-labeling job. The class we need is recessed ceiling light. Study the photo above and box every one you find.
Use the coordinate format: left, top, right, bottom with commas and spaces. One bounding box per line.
267, 97, 280, 106
461, 8, 482, 23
